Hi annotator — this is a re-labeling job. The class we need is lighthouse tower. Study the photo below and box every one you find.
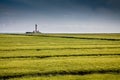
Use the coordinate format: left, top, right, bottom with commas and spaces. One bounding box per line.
35, 24, 38, 33
33, 24, 39, 33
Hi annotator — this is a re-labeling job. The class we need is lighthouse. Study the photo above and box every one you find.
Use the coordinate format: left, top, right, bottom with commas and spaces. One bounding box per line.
26, 24, 40, 34
33, 24, 39, 33
35, 24, 38, 33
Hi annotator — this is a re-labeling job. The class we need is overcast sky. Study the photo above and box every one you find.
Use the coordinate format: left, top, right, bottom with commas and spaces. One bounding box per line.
0, 0, 120, 33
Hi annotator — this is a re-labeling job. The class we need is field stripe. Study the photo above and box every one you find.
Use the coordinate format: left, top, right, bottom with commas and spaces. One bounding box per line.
36, 35, 120, 41
0, 69, 120, 79
0, 47, 120, 51
0, 54, 120, 59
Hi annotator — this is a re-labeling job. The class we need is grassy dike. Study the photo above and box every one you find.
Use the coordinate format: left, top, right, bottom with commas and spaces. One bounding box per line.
0, 33, 120, 80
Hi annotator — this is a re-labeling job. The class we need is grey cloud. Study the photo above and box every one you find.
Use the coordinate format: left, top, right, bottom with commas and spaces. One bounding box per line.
0, 0, 120, 33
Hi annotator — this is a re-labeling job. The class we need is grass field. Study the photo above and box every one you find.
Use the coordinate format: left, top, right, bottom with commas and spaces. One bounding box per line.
0, 33, 120, 80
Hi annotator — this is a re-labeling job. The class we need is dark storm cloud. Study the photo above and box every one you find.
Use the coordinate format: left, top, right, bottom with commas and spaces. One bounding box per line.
0, 0, 120, 17
1, 0, 120, 12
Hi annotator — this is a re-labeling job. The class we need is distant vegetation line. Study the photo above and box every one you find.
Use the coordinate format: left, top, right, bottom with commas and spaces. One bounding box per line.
0, 47, 120, 51
32, 35, 120, 41
0, 54, 120, 59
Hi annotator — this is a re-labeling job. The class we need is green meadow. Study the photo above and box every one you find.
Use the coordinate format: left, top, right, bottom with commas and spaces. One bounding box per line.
0, 33, 120, 80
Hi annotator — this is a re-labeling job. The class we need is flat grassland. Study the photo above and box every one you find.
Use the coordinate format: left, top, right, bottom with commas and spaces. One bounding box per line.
0, 33, 120, 80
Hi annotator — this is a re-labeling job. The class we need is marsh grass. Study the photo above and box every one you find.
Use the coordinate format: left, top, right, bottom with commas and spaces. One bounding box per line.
0, 33, 120, 80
